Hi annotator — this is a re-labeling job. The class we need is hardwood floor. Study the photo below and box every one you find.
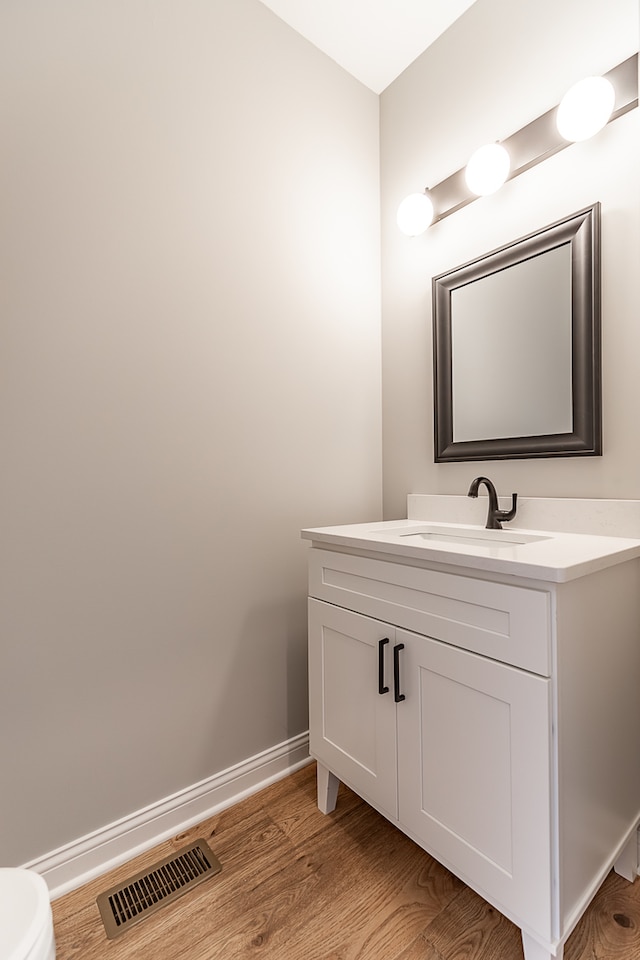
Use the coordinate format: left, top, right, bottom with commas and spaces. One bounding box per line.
52, 763, 640, 960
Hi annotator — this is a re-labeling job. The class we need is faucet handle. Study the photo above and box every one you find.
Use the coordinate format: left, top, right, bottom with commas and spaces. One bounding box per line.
495, 493, 518, 524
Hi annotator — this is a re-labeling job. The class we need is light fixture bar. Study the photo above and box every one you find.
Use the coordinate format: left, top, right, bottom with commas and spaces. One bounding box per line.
427, 53, 638, 225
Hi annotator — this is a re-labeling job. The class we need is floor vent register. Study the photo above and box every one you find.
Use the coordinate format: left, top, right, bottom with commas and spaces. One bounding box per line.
96, 839, 222, 939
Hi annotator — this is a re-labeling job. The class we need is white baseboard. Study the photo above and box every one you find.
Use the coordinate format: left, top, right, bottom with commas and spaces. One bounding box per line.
24, 732, 310, 900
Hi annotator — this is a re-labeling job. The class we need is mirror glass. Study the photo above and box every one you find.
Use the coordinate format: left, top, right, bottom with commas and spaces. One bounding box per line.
451, 245, 572, 442
433, 204, 601, 462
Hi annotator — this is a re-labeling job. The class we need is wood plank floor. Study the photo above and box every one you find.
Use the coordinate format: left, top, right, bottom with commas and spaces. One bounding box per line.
52, 763, 640, 960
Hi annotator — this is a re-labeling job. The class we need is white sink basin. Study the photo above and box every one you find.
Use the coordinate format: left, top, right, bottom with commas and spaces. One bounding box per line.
389, 524, 550, 548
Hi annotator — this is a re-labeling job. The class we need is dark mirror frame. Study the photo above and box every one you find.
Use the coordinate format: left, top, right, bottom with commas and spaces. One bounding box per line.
432, 203, 601, 462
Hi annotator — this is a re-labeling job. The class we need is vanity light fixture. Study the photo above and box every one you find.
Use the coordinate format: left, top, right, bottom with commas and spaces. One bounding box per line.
556, 75, 616, 141
464, 142, 511, 196
397, 52, 638, 235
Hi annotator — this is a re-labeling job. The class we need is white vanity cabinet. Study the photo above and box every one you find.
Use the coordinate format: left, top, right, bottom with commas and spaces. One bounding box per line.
305, 545, 640, 960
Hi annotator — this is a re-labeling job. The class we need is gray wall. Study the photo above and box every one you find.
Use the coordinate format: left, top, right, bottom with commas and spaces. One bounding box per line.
0, 0, 382, 865
381, 0, 640, 518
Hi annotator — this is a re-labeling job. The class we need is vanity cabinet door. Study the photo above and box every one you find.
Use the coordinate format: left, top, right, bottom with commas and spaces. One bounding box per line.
396, 629, 554, 940
308, 599, 398, 819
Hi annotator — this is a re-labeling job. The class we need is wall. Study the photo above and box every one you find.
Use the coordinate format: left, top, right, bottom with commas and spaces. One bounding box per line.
0, 0, 382, 866
381, 0, 640, 519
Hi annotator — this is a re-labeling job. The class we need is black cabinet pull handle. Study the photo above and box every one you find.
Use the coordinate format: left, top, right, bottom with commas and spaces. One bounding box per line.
378, 638, 389, 694
393, 643, 405, 702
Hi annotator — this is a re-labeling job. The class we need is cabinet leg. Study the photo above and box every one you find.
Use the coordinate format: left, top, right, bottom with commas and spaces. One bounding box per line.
316, 762, 340, 814
614, 830, 639, 882
521, 932, 562, 960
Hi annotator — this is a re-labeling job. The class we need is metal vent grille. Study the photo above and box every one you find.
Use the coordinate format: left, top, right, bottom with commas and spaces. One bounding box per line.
96, 839, 221, 939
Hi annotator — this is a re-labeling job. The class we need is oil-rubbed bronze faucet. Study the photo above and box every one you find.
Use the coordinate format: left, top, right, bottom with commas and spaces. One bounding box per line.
467, 477, 517, 530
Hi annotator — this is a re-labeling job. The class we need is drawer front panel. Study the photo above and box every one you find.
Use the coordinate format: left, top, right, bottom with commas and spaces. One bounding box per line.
309, 549, 550, 675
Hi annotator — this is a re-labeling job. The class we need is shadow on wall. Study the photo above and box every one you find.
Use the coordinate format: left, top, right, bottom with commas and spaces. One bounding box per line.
198, 592, 310, 775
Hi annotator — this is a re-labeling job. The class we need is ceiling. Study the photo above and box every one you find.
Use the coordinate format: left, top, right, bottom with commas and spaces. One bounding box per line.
257, 0, 479, 94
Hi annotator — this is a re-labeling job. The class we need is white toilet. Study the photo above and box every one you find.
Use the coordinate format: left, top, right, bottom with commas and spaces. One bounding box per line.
0, 869, 56, 960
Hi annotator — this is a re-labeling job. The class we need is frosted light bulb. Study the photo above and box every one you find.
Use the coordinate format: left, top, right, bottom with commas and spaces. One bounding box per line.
396, 192, 434, 236
465, 143, 511, 196
556, 76, 615, 142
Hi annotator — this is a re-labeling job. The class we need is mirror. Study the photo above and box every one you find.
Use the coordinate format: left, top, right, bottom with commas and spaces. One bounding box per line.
432, 203, 601, 462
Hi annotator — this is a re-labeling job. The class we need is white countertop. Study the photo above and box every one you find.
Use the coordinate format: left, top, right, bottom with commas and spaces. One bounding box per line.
301, 519, 640, 582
